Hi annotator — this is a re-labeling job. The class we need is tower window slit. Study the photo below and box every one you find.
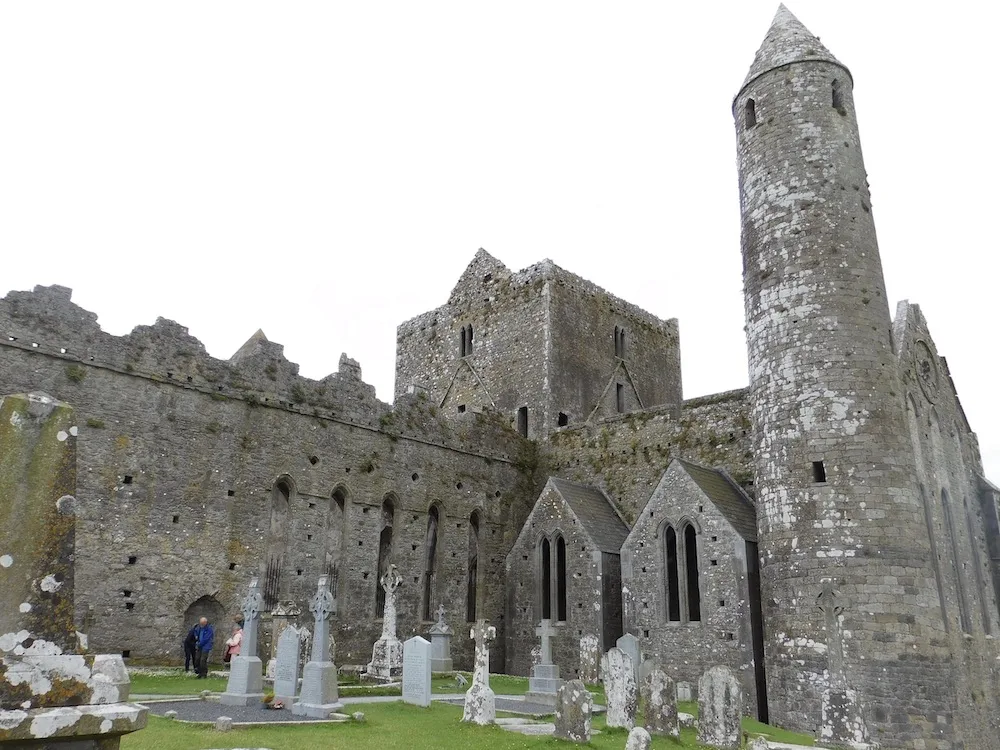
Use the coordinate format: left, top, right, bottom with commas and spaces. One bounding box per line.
812, 461, 827, 483
745, 98, 757, 129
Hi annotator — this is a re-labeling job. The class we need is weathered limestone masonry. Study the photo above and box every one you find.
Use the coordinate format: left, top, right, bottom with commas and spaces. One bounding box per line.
0, 285, 532, 670
395, 250, 682, 441
0, 393, 146, 747
621, 459, 764, 721
545, 391, 754, 521
734, 7, 999, 748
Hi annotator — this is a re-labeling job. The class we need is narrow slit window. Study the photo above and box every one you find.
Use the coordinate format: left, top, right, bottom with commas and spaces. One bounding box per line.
812, 460, 827, 483
665, 526, 680, 622
517, 406, 528, 438
467, 511, 480, 622
459, 326, 467, 356
745, 98, 757, 129
557, 412, 568, 427
556, 536, 568, 622
832, 80, 845, 114
684, 524, 702, 622
616, 383, 625, 413
467, 325, 474, 354
541, 537, 552, 620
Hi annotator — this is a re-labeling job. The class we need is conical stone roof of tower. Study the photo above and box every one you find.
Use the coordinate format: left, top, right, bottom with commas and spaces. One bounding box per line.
740, 5, 849, 94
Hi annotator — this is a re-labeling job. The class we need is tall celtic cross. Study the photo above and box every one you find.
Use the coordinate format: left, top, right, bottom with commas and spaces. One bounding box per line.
535, 619, 556, 665
240, 577, 263, 656
309, 575, 335, 663
817, 580, 845, 687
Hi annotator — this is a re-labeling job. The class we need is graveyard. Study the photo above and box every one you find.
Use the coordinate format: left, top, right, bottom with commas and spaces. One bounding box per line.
3, 5, 1000, 750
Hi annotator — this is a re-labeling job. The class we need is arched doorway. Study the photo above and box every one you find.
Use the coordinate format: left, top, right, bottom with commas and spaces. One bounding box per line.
181, 595, 228, 661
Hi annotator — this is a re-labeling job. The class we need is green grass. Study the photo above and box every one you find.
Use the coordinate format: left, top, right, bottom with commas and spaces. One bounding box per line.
130, 673, 229, 695
121, 698, 816, 750
125, 671, 814, 748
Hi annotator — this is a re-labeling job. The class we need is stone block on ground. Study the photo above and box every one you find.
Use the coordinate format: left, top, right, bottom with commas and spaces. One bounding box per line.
625, 726, 652, 750
215, 716, 233, 731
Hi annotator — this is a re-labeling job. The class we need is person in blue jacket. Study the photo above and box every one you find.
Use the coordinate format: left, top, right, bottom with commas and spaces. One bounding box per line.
194, 616, 214, 678
183, 624, 198, 672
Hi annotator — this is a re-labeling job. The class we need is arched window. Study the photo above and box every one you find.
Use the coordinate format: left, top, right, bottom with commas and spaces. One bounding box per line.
963, 496, 991, 634
327, 486, 350, 608
664, 525, 681, 622
745, 98, 757, 129
941, 488, 971, 633
467, 324, 474, 354
683, 523, 701, 622
265, 477, 293, 608
556, 536, 568, 622
460, 326, 467, 356
540, 537, 552, 620
375, 496, 395, 617
422, 505, 440, 621
467, 511, 480, 622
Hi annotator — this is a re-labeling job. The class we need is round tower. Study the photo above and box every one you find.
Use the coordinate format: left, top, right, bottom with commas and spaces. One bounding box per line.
734, 7, 953, 747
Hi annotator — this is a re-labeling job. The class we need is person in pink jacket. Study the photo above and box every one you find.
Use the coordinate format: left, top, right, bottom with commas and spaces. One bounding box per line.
224, 623, 243, 664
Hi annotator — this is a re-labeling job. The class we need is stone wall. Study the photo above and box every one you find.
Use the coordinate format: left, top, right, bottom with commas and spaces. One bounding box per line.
0, 285, 534, 669
504, 482, 615, 678
621, 463, 760, 719
395, 250, 682, 441
546, 390, 753, 522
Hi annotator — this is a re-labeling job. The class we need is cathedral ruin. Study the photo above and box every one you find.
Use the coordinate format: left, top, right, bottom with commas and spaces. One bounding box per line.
1, 7, 998, 749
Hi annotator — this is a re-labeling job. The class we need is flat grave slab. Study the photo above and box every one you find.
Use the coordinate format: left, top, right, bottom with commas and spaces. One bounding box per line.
143, 700, 346, 725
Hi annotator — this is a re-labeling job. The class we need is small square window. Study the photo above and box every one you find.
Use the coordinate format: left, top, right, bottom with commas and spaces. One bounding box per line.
812, 460, 827, 483
123, 475, 133, 485
127, 556, 137, 565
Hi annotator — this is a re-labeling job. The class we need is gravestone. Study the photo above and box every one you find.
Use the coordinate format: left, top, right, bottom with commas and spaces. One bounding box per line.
602, 647, 637, 730
616, 633, 641, 683
292, 575, 343, 718
298, 626, 312, 674
266, 600, 300, 679
637, 657, 655, 684
748, 736, 769, 750
221, 577, 266, 706
365, 564, 404, 681
625, 726, 652, 750
402, 636, 432, 707
642, 667, 679, 737
272, 626, 301, 706
428, 604, 453, 672
461, 619, 497, 725
697, 665, 742, 750
0, 393, 147, 747
553, 679, 592, 743
676, 681, 692, 702
526, 619, 563, 705
578, 634, 600, 683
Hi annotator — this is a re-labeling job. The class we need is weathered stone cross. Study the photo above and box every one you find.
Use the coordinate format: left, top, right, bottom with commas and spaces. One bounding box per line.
817, 580, 845, 686
436, 603, 447, 626
470, 619, 496, 688
535, 618, 556, 664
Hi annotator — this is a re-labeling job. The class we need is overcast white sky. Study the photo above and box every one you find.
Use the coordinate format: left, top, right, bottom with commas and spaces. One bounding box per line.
2, 2, 997, 480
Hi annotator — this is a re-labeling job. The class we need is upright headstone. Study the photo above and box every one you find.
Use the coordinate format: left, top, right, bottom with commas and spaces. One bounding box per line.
676, 681, 693, 702
461, 619, 497, 725
298, 625, 312, 674
616, 633, 641, 683
428, 604, 453, 672
697, 665, 742, 750
266, 600, 301, 679
292, 575, 343, 718
272, 626, 301, 706
553, 679, 592, 743
221, 577, 266, 706
578, 634, 600, 683
0, 393, 147, 747
625, 726, 652, 750
642, 667, 679, 737
402, 636, 432, 707
602, 647, 637, 730
526, 619, 563, 704
365, 564, 403, 681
